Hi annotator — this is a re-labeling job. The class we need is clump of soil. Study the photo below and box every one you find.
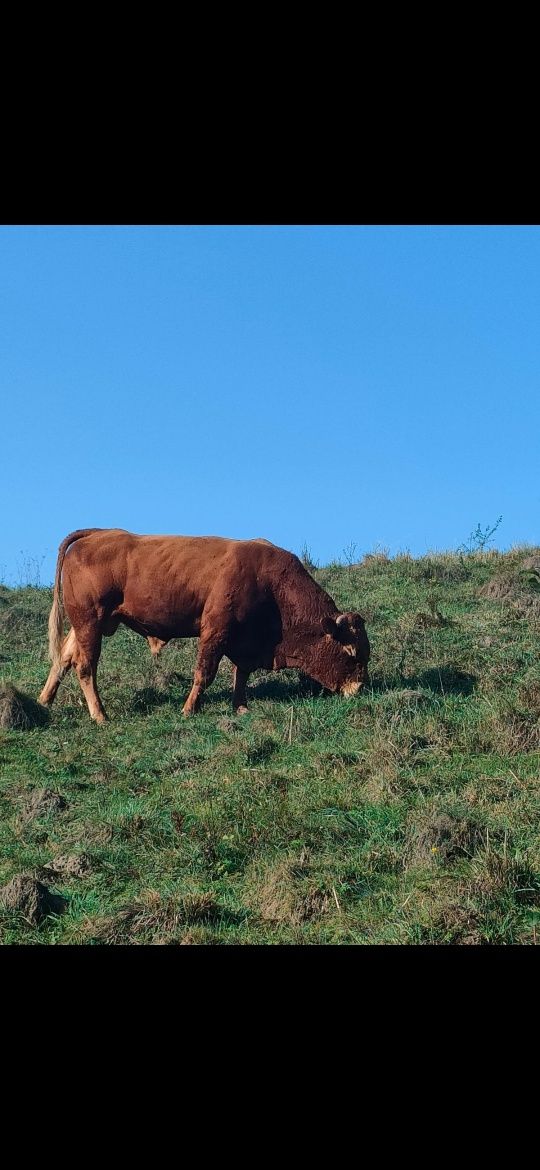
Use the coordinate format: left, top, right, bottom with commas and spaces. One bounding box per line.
0, 683, 49, 730
19, 788, 67, 825
42, 854, 91, 879
0, 874, 66, 923
406, 812, 484, 867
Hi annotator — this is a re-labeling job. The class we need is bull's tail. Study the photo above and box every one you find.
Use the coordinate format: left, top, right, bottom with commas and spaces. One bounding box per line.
47, 529, 103, 670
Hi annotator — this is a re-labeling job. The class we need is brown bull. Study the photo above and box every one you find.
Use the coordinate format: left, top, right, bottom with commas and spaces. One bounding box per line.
39, 528, 370, 724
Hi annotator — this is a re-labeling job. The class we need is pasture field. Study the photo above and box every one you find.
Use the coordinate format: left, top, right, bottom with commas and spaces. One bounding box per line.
1, 547, 540, 945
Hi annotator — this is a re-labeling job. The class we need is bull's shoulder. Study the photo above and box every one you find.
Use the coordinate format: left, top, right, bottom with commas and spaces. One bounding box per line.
235, 540, 305, 577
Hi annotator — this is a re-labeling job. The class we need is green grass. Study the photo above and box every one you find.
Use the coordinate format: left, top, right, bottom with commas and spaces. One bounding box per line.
1, 546, 540, 945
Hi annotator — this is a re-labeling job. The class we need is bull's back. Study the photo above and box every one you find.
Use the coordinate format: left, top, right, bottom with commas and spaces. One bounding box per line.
61, 531, 291, 635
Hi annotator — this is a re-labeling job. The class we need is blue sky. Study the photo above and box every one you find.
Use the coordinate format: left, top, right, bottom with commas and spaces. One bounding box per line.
1, 224, 539, 584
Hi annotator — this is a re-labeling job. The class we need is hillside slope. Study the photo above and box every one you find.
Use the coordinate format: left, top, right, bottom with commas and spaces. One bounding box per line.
1, 547, 540, 945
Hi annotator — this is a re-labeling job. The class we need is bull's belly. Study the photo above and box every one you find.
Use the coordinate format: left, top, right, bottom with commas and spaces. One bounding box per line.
109, 611, 201, 640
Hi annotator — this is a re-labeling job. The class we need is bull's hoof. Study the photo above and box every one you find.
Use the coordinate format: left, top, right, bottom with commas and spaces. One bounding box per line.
234, 705, 249, 716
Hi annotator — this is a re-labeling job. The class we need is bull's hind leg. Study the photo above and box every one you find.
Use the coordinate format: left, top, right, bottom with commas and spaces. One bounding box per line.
73, 624, 107, 724
182, 634, 225, 716
147, 637, 168, 659
39, 627, 77, 706
232, 665, 250, 715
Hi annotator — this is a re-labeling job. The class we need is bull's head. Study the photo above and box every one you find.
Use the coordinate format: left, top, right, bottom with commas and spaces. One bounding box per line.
321, 611, 370, 695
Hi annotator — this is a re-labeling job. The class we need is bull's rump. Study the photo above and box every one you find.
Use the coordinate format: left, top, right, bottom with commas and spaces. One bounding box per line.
61, 530, 284, 646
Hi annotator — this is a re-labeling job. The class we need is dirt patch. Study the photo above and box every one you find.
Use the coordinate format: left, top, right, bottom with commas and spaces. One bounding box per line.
42, 853, 92, 879
0, 684, 49, 730
0, 874, 67, 923
19, 788, 67, 825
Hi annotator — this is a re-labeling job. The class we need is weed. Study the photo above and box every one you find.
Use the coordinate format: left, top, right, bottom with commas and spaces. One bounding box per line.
458, 516, 503, 555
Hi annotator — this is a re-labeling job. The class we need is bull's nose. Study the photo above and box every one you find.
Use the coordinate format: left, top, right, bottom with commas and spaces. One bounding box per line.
340, 679, 362, 697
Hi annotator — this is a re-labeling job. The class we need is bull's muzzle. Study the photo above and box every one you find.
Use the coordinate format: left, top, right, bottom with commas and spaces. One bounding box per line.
340, 666, 370, 697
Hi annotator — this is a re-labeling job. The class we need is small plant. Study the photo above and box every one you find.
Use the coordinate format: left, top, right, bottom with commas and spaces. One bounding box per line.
342, 541, 358, 567
457, 516, 502, 555
15, 552, 47, 588
300, 543, 318, 572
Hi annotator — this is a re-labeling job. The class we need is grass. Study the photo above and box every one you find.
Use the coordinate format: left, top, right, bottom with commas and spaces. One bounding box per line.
1, 547, 540, 945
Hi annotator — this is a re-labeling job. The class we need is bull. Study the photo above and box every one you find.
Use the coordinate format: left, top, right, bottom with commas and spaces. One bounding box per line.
39, 529, 370, 723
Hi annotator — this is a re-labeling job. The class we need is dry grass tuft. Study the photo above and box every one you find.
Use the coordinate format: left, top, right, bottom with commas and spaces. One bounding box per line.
405, 811, 485, 868
428, 903, 483, 945
88, 889, 221, 944
479, 564, 540, 619
251, 855, 332, 925
467, 850, 540, 906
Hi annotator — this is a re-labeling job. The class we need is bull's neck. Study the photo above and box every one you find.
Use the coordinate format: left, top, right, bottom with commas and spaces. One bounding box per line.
273, 562, 339, 679
275, 562, 336, 629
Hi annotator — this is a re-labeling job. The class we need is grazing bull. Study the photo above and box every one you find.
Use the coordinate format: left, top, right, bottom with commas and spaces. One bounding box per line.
39, 528, 370, 724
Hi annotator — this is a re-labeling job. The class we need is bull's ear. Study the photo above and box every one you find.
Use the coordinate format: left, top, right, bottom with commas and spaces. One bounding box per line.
321, 615, 337, 636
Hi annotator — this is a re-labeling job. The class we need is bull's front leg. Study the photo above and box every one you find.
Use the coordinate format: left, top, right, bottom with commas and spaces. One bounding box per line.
182, 634, 225, 716
231, 665, 250, 715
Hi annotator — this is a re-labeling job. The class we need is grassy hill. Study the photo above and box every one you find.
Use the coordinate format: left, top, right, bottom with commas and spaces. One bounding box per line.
1, 546, 540, 945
